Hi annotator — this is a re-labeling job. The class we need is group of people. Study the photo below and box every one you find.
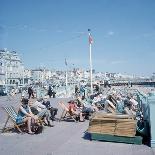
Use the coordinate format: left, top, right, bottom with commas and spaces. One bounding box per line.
71, 87, 140, 121
65, 95, 102, 122
27, 85, 57, 99
16, 84, 140, 134
88, 89, 139, 117
16, 95, 58, 134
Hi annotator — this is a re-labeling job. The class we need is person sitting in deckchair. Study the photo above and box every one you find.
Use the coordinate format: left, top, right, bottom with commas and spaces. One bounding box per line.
42, 96, 58, 121
68, 100, 84, 122
30, 99, 53, 127
78, 96, 99, 113
16, 98, 38, 134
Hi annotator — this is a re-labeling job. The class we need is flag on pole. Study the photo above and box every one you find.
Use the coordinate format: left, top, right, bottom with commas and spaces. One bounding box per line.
65, 58, 67, 66
89, 34, 93, 44
88, 29, 93, 44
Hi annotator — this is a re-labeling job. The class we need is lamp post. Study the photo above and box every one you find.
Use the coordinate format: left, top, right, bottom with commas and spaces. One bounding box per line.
23, 69, 24, 86
5, 56, 9, 94
5, 66, 8, 94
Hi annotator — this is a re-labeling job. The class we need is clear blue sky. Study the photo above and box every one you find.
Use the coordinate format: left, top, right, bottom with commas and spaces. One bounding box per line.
0, 0, 155, 75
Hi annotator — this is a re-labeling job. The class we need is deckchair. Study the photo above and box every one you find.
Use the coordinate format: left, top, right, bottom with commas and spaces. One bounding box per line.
59, 102, 77, 122
2, 106, 43, 133
106, 100, 116, 114
36, 109, 49, 125
2, 106, 24, 133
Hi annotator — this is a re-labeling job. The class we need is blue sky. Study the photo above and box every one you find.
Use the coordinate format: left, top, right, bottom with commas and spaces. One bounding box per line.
0, 0, 155, 75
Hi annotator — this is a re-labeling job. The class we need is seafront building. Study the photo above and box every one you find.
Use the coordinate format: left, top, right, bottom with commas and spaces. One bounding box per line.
0, 49, 25, 90
31, 68, 53, 84
0, 48, 153, 93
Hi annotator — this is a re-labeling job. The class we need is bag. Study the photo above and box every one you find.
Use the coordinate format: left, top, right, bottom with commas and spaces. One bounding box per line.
31, 118, 43, 134
34, 125, 43, 134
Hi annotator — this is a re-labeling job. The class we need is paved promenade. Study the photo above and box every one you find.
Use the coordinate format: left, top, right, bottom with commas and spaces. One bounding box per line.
0, 95, 155, 155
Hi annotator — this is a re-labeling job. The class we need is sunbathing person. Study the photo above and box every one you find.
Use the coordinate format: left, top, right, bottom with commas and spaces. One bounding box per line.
91, 93, 106, 110
80, 96, 99, 112
68, 100, 85, 122
16, 98, 38, 134
129, 95, 138, 112
42, 96, 58, 121
76, 96, 95, 120
114, 96, 124, 114
29, 99, 53, 127
123, 95, 138, 116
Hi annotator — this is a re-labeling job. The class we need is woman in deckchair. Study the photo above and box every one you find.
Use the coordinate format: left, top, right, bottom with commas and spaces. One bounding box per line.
68, 100, 85, 122
16, 98, 38, 134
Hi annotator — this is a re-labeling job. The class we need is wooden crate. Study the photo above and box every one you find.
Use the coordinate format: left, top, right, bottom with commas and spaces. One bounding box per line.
88, 113, 137, 137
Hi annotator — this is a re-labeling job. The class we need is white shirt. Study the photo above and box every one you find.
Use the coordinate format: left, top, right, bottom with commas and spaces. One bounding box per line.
130, 98, 138, 106
32, 101, 46, 112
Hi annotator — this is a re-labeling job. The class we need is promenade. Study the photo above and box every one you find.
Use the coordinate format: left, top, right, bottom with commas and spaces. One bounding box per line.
0, 95, 155, 155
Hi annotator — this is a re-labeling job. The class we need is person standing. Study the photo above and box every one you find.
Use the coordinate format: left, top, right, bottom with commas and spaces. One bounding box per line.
47, 86, 53, 98
95, 84, 99, 93
75, 85, 79, 96
80, 85, 85, 97
28, 86, 34, 99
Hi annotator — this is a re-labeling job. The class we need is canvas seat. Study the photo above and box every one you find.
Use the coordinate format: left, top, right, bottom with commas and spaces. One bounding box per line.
2, 106, 43, 133
59, 102, 78, 122
2, 106, 24, 133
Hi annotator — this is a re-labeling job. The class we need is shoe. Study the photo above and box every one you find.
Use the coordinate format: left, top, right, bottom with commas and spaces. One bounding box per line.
28, 132, 34, 135
48, 124, 54, 127
79, 120, 85, 122
43, 122, 48, 126
50, 117, 56, 121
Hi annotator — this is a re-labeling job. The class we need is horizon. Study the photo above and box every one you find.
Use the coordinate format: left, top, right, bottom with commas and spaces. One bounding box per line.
0, 0, 155, 76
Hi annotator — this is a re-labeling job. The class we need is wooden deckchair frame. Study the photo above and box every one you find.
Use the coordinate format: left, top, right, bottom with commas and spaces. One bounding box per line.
2, 106, 44, 133
59, 102, 77, 122
2, 106, 25, 133
107, 100, 116, 114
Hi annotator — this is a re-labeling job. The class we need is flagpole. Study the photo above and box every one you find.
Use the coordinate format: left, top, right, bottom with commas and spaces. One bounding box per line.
65, 58, 68, 97
65, 70, 68, 87
88, 29, 93, 95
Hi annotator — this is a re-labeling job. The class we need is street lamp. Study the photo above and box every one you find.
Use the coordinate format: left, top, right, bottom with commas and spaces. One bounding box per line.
4, 52, 12, 94
5, 64, 12, 94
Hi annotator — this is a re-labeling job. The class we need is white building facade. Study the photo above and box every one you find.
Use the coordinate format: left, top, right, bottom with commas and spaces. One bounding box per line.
0, 49, 25, 88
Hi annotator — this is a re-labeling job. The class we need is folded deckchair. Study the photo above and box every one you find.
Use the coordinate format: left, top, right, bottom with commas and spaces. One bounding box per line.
59, 102, 77, 122
2, 106, 24, 133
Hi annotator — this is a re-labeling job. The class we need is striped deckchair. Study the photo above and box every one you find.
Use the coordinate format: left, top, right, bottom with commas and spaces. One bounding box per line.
2, 106, 24, 133
59, 102, 77, 122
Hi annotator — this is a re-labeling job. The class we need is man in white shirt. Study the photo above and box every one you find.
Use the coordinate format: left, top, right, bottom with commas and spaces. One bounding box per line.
30, 99, 53, 127
130, 97, 138, 113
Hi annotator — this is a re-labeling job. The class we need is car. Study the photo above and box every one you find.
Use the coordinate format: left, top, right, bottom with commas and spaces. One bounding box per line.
0, 88, 7, 96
